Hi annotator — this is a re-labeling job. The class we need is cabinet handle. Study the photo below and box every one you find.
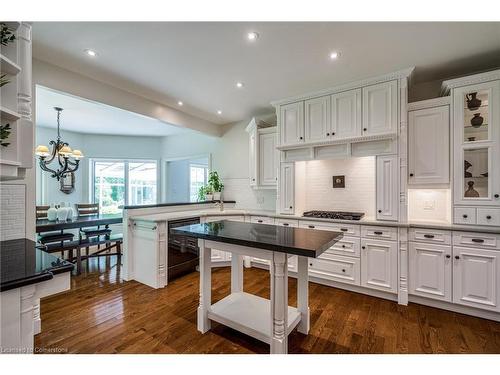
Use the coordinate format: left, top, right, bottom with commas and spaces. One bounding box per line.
326, 133, 330, 136
409, 173, 414, 177
309, 263, 313, 266
378, 210, 382, 213
289, 206, 293, 209
342, 269, 346, 273
257, 220, 263, 223
308, 225, 315, 229
463, 214, 468, 219
446, 255, 451, 259
299, 136, 303, 140
363, 128, 367, 131
283, 223, 289, 226
342, 244, 346, 248
374, 231, 383, 235
423, 234, 435, 239
332, 132, 335, 136
340, 228, 348, 232
495, 194, 499, 198
362, 246, 366, 250
471, 238, 484, 243
455, 255, 460, 260
252, 178, 255, 181
486, 215, 492, 220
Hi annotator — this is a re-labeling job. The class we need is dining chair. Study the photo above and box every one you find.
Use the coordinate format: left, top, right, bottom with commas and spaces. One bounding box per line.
36, 205, 75, 259
76, 203, 112, 259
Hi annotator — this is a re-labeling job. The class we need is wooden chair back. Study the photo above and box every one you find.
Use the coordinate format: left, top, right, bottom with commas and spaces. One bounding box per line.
76, 203, 100, 216
36, 205, 51, 219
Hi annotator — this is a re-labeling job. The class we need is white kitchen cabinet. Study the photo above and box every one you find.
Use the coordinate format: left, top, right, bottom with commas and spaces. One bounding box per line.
361, 238, 398, 293
409, 242, 452, 302
279, 163, 295, 214
453, 246, 500, 312
331, 89, 362, 139
362, 81, 398, 136
309, 255, 361, 286
376, 154, 399, 221
258, 129, 278, 186
304, 96, 330, 142
279, 101, 304, 146
408, 105, 450, 185
248, 126, 257, 187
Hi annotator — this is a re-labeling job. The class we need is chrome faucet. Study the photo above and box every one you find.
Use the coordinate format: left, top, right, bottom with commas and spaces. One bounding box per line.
214, 199, 224, 212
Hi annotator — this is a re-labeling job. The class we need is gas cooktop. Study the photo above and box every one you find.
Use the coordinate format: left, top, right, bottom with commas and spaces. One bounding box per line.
302, 211, 365, 221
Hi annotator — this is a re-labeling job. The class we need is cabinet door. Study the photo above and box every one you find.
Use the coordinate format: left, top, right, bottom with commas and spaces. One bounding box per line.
453, 246, 500, 312
304, 96, 330, 142
361, 239, 398, 293
453, 80, 500, 206
331, 88, 361, 139
248, 127, 257, 186
279, 162, 295, 214
362, 81, 398, 135
259, 131, 277, 186
409, 242, 452, 301
408, 106, 450, 185
376, 155, 399, 221
279, 102, 304, 146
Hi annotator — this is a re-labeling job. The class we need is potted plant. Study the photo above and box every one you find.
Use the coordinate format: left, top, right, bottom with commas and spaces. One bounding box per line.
198, 185, 213, 201
208, 171, 224, 201
1, 123, 11, 147
204, 185, 214, 201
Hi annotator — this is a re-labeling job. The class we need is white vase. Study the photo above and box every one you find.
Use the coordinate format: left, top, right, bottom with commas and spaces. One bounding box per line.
205, 194, 213, 201
213, 192, 221, 201
66, 205, 74, 221
57, 207, 69, 221
47, 205, 57, 221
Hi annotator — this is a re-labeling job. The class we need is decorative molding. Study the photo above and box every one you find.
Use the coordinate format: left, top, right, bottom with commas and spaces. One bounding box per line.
441, 68, 500, 95
408, 96, 451, 111
271, 67, 415, 107
277, 132, 397, 151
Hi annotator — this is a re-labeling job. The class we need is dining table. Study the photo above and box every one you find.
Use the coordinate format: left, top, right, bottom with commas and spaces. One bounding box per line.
36, 213, 123, 233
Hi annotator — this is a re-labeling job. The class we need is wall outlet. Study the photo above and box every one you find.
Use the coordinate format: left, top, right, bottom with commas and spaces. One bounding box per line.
423, 200, 435, 210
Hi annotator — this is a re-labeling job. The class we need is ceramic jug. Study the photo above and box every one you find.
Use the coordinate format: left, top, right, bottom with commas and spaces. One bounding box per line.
47, 204, 57, 221
57, 206, 69, 221
66, 204, 74, 220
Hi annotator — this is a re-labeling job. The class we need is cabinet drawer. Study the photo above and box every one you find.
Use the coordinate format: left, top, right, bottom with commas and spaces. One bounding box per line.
205, 215, 245, 223
298, 220, 360, 236
453, 232, 500, 249
454, 207, 476, 225
250, 216, 275, 225
477, 208, 500, 226
275, 218, 299, 227
309, 255, 360, 286
361, 225, 398, 241
326, 236, 361, 258
409, 228, 452, 245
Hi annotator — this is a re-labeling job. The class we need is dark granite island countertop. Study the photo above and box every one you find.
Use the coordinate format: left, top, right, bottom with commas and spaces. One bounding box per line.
0, 239, 74, 292
172, 220, 343, 258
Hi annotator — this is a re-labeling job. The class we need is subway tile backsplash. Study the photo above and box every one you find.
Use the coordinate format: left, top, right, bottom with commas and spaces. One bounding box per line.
0, 184, 26, 241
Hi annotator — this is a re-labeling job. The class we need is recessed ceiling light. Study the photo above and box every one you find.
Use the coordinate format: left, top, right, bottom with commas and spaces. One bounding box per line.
236, 82, 244, 88
217, 110, 222, 115
329, 51, 340, 60
84, 49, 97, 57
177, 101, 183, 106
247, 32, 259, 41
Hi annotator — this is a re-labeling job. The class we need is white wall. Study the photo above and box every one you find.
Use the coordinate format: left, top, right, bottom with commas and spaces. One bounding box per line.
36, 127, 163, 207
295, 157, 376, 218
408, 189, 451, 224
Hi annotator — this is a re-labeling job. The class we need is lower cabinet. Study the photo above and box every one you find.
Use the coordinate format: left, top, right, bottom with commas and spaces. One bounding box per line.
361, 238, 398, 293
309, 254, 360, 285
409, 242, 452, 302
453, 246, 500, 312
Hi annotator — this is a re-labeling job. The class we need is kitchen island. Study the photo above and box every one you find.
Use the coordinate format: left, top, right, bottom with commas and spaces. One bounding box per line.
172, 220, 342, 354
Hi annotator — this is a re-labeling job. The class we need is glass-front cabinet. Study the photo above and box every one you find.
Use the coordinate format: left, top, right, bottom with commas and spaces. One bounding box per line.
453, 80, 500, 207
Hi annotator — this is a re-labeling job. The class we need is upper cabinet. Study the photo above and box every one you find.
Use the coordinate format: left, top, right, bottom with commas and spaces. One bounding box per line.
304, 96, 330, 142
246, 118, 277, 189
408, 101, 450, 185
280, 102, 304, 146
279, 162, 295, 214
331, 89, 362, 140
362, 81, 398, 136
376, 154, 399, 221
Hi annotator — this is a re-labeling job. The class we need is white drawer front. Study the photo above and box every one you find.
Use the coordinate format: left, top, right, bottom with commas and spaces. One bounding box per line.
477, 208, 500, 226
298, 220, 360, 236
275, 218, 299, 228
454, 207, 476, 225
309, 255, 360, 285
205, 215, 246, 223
361, 225, 398, 241
453, 232, 500, 249
327, 236, 361, 258
250, 216, 275, 225
409, 228, 452, 245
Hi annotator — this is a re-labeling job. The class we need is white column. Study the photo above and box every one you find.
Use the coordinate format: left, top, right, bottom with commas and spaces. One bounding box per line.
197, 239, 212, 333
270, 251, 288, 354
296, 256, 310, 334
231, 254, 244, 293
33, 299, 41, 335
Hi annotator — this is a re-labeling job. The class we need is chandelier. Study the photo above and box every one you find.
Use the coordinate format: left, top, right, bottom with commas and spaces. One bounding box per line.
35, 107, 84, 181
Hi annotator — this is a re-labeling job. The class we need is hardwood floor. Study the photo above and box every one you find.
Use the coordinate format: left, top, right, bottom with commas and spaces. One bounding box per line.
35, 256, 500, 354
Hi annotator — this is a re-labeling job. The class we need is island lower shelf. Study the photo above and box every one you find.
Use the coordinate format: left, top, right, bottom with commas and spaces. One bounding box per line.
208, 292, 301, 344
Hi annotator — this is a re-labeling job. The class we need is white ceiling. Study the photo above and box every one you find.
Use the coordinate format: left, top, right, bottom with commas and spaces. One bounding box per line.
33, 22, 500, 124
36, 86, 189, 136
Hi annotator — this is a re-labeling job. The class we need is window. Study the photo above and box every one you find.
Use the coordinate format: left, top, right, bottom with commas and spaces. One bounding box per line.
189, 164, 208, 202
92, 159, 157, 213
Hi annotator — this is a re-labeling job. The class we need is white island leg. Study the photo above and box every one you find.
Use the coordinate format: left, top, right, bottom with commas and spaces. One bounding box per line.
231, 254, 244, 293
197, 239, 211, 333
296, 256, 310, 334
270, 252, 288, 354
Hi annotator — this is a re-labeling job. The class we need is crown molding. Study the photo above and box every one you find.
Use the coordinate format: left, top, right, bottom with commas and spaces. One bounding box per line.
441, 68, 500, 95
408, 96, 451, 111
271, 67, 415, 107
